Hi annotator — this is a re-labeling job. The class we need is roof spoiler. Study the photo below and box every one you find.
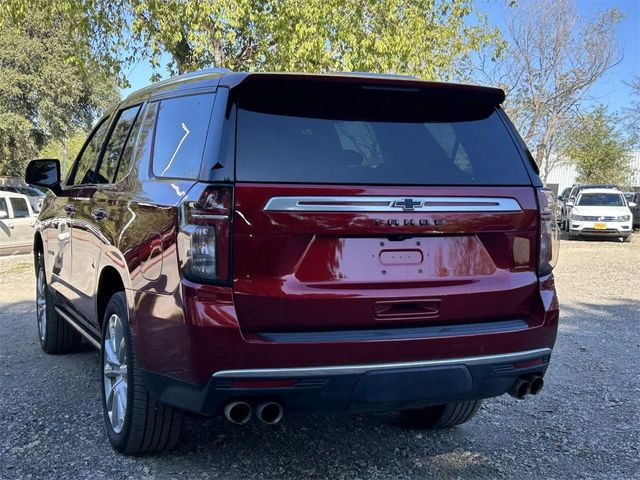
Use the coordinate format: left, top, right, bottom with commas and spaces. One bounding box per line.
220, 72, 506, 105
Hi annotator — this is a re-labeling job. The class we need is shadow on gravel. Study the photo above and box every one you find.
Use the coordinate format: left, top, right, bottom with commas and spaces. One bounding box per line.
559, 297, 638, 322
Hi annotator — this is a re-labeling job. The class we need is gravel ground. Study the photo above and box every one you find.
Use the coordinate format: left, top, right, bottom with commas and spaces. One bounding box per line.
1, 234, 639, 479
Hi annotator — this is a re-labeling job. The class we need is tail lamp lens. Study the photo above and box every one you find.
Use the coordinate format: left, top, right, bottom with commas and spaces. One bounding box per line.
537, 188, 559, 276
178, 186, 232, 283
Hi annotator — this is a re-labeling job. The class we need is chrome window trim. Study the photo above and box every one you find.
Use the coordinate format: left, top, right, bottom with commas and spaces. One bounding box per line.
263, 196, 522, 213
212, 348, 551, 378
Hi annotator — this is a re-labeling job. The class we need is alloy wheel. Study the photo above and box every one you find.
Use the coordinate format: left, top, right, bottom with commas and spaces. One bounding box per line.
36, 267, 47, 341
103, 314, 128, 434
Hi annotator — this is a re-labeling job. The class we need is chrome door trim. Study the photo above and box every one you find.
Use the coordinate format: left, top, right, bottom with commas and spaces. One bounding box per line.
263, 196, 522, 213
212, 348, 551, 379
55, 306, 101, 349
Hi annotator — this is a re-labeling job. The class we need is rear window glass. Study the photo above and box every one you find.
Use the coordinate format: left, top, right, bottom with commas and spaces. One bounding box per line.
152, 94, 214, 179
236, 88, 530, 185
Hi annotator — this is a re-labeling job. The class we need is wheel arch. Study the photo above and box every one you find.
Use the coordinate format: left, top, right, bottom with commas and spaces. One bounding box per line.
96, 265, 128, 329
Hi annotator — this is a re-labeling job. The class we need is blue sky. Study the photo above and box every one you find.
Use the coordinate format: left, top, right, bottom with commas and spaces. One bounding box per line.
478, 0, 640, 114
121, 0, 639, 113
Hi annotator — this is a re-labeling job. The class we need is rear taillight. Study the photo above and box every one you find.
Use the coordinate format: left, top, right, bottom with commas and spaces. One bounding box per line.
177, 186, 233, 283
537, 188, 559, 276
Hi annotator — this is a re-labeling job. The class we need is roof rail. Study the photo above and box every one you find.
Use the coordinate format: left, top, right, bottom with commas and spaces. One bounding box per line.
126, 67, 233, 99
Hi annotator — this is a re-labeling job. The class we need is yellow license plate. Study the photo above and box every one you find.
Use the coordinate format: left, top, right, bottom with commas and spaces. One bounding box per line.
594, 222, 607, 230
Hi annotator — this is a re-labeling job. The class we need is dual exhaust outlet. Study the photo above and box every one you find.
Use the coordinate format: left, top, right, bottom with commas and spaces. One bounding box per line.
508, 375, 544, 400
224, 400, 283, 425
225, 376, 544, 421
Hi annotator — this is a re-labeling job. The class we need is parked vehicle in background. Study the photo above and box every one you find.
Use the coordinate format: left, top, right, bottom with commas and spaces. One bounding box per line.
623, 192, 640, 229
26, 70, 560, 455
560, 184, 620, 232
0, 185, 45, 212
556, 187, 572, 228
558, 187, 572, 205
569, 188, 633, 242
0, 191, 37, 255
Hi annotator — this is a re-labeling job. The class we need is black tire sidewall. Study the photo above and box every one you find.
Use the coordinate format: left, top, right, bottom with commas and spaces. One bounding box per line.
36, 254, 54, 351
100, 292, 135, 452
36, 255, 46, 350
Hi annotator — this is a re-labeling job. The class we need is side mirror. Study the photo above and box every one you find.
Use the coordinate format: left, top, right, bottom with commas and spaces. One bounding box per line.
25, 159, 61, 195
630, 202, 637, 208
566, 201, 574, 207
0, 210, 7, 219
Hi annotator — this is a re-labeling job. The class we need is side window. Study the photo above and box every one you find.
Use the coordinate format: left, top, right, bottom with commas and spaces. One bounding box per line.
113, 105, 146, 183
68, 118, 110, 186
10, 197, 30, 218
152, 94, 215, 179
95, 105, 142, 184
0, 198, 8, 217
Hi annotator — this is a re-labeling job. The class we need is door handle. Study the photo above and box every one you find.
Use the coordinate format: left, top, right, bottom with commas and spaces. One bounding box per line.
92, 208, 107, 221
64, 204, 76, 215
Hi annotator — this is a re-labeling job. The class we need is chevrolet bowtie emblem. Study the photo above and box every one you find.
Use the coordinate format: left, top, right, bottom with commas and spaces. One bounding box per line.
393, 198, 422, 211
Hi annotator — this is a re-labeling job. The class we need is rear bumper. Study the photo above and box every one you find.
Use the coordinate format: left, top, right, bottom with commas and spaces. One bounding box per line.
131, 276, 559, 414
570, 221, 632, 236
143, 348, 551, 416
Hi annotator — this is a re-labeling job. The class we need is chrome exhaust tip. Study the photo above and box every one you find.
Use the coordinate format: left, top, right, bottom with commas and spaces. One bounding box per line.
508, 378, 531, 400
224, 401, 252, 425
529, 375, 544, 395
256, 401, 283, 425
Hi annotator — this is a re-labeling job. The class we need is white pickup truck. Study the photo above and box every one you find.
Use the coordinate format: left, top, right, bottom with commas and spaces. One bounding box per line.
0, 191, 37, 255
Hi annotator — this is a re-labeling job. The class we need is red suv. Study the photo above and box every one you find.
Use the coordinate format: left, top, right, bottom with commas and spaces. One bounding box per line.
26, 70, 560, 454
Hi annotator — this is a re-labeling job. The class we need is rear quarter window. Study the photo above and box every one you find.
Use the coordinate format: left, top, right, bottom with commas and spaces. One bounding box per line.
235, 87, 531, 186
151, 94, 215, 180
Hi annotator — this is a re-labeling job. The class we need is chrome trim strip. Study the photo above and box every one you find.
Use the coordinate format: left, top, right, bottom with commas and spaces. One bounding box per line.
212, 348, 551, 379
263, 196, 522, 213
55, 307, 101, 349
190, 213, 229, 220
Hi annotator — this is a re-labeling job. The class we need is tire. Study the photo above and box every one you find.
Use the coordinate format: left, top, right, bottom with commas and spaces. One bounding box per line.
100, 291, 183, 454
623, 235, 632, 243
36, 253, 81, 354
400, 400, 483, 429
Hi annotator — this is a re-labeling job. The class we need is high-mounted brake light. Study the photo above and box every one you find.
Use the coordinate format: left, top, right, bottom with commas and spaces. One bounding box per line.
177, 186, 233, 283
537, 188, 559, 276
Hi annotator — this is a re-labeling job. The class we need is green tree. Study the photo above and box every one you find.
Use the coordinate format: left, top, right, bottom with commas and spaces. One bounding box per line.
564, 107, 634, 186
2, 0, 502, 83
39, 132, 88, 178
0, 9, 118, 176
